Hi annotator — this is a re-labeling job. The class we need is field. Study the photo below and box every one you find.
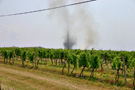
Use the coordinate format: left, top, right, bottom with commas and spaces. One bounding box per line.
0, 48, 135, 90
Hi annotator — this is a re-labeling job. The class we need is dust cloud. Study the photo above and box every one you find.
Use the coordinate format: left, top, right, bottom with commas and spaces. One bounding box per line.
48, 0, 98, 49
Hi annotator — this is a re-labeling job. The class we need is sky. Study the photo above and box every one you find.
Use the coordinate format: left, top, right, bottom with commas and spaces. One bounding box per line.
0, 0, 135, 51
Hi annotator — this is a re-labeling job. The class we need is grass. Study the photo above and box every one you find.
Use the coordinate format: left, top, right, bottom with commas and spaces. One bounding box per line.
0, 58, 134, 90
0, 70, 71, 90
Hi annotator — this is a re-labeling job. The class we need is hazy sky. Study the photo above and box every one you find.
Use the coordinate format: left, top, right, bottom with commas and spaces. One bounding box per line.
0, 0, 135, 51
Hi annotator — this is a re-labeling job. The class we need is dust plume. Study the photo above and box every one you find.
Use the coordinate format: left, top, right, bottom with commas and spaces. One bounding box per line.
73, 6, 98, 49
48, 0, 76, 49
64, 30, 76, 49
48, 0, 98, 49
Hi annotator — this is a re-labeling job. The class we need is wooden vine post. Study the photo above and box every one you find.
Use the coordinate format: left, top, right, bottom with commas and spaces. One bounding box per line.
34, 49, 37, 69
122, 56, 127, 83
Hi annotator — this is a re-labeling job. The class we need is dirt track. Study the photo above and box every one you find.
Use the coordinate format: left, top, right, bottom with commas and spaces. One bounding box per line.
0, 66, 101, 90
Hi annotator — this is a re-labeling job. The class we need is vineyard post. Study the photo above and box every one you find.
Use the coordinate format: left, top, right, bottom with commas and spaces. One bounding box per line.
34, 49, 37, 68
4, 57, 5, 63
133, 68, 135, 89
67, 58, 70, 74
59, 55, 60, 66
13, 52, 15, 64
122, 56, 127, 83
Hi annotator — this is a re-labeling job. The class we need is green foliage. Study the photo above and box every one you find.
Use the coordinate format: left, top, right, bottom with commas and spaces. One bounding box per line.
71, 53, 78, 69
112, 57, 123, 70
28, 53, 34, 62
42, 50, 47, 58
22, 51, 26, 61
50, 50, 54, 59
90, 55, 100, 69
3, 50, 8, 59
128, 59, 135, 70
46, 49, 50, 58
64, 49, 68, 60
9, 51, 13, 59
38, 50, 43, 59
79, 52, 90, 68
67, 52, 73, 63
60, 50, 64, 59
111, 57, 123, 82
54, 50, 59, 59
15, 48, 21, 56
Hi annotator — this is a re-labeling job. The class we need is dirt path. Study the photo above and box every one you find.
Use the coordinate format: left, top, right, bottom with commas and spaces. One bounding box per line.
0, 66, 99, 90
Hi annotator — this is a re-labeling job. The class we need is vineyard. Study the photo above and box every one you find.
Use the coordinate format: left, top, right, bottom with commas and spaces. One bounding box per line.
0, 47, 135, 90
